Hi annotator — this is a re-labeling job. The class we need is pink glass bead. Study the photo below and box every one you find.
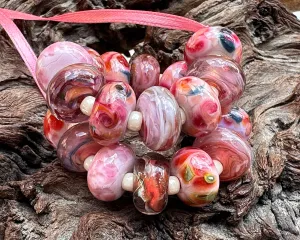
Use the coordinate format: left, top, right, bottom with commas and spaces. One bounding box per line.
170, 147, 219, 207
193, 128, 252, 181
159, 61, 188, 90
87, 143, 136, 201
36, 41, 94, 92
131, 54, 160, 97
187, 56, 245, 114
184, 26, 242, 65
84, 47, 105, 73
57, 122, 102, 172
170, 76, 221, 137
101, 51, 130, 83
47, 63, 104, 123
89, 82, 136, 146
218, 107, 252, 139
133, 154, 169, 215
136, 86, 182, 151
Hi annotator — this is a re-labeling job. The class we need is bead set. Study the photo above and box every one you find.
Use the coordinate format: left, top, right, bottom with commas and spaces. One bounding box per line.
40, 26, 252, 215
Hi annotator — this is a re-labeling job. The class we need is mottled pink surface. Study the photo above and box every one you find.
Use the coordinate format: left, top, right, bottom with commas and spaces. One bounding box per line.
159, 61, 187, 90
87, 143, 136, 201
84, 47, 105, 74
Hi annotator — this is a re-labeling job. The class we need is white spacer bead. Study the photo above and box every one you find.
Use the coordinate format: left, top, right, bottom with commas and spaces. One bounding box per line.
213, 160, 224, 175
127, 111, 143, 132
83, 155, 95, 171
179, 108, 186, 125
168, 176, 181, 195
80, 96, 95, 116
122, 173, 134, 192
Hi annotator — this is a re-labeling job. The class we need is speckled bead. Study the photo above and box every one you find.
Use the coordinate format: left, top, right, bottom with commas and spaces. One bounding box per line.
57, 122, 102, 172
170, 76, 221, 137
101, 51, 130, 83
184, 26, 242, 65
170, 147, 219, 207
131, 54, 160, 97
36, 41, 94, 92
133, 154, 169, 215
187, 56, 245, 114
84, 47, 105, 73
47, 63, 104, 123
89, 82, 136, 146
193, 127, 252, 181
87, 143, 136, 201
159, 61, 187, 90
136, 86, 182, 151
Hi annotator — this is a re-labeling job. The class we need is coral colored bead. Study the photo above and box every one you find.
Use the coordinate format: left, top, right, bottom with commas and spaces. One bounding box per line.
36, 41, 94, 92
170, 147, 219, 207
89, 82, 136, 146
47, 63, 104, 123
184, 27, 242, 65
87, 144, 136, 201
218, 107, 252, 139
136, 86, 182, 151
57, 123, 102, 172
133, 154, 169, 215
159, 61, 188, 90
187, 56, 245, 114
101, 51, 130, 83
193, 128, 252, 181
131, 54, 160, 97
170, 76, 221, 137
84, 47, 105, 73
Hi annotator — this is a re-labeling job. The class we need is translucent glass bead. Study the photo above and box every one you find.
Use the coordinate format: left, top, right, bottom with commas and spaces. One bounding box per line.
184, 26, 242, 65
84, 47, 105, 73
87, 143, 136, 201
159, 61, 187, 90
101, 51, 130, 83
170, 76, 221, 137
136, 86, 182, 151
133, 154, 169, 215
89, 82, 136, 146
131, 54, 160, 97
170, 147, 219, 207
193, 128, 252, 181
36, 41, 94, 92
57, 122, 102, 172
47, 63, 104, 123
187, 56, 245, 114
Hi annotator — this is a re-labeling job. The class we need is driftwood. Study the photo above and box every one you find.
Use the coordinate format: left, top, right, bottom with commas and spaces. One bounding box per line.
0, 0, 299, 239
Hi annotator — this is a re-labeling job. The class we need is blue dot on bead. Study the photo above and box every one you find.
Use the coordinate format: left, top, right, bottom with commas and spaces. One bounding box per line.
229, 111, 243, 123
219, 28, 235, 53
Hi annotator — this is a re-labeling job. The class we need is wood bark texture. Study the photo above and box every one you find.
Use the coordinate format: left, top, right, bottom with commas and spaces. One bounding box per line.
0, 0, 299, 239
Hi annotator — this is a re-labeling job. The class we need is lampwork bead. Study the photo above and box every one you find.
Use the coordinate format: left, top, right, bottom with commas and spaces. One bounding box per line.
89, 82, 136, 146
47, 63, 104, 123
136, 86, 182, 151
131, 54, 160, 97
170, 76, 221, 137
187, 56, 245, 114
184, 26, 242, 65
133, 154, 169, 215
87, 143, 136, 201
101, 51, 130, 83
159, 61, 188, 90
170, 147, 219, 207
36, 41, 94, 92
57, 123, 102, 172
84, 47, 105, 73
193, 127, 252, 181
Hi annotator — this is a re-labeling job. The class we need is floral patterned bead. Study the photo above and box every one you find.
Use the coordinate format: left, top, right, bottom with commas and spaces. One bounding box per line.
136, 86, 182, 151
159, 61, 188, 90
84, 47, 105, 73
170, 76, 221, 137
57, 122, 102, 172
170, 147, 219, 207
131, 54, 160, 97
89, 82, 136, 146
47, 63, 104, 123
184, 26, 242, 65
187, 56, 245, 114
101, 51, 130, 83
133, 154, 169, 215
193, 127, 252, 181
36, 41, 94, 92
87, 143, 136, 201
